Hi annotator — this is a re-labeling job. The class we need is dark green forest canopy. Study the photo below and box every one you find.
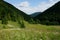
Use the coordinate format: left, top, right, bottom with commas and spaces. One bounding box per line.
0, 0, 3, 1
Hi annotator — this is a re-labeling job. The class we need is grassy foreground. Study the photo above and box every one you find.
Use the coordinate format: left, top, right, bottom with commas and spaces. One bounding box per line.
0, 28, 60, 40
0, 21, 60, 40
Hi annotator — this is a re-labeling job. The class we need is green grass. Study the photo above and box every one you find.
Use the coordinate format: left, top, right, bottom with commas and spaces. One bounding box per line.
0, 29, 60, 40
0, 21, 60, 40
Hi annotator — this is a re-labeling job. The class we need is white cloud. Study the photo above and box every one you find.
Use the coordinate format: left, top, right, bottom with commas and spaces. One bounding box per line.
49, 0, 53, 2
19, 1, 29, 7
16, 0, 60, 15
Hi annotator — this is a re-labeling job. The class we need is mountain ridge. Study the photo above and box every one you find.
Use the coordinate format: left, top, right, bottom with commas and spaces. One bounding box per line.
35, 1, 60, 25
0, 0, 34, 28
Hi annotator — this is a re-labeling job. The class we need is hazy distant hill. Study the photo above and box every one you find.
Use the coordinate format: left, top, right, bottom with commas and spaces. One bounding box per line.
35, 1, 60, 25
30, 12, 41, 17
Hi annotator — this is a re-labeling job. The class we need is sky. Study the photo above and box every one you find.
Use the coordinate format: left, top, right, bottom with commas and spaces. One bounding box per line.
4, 0, 60, 15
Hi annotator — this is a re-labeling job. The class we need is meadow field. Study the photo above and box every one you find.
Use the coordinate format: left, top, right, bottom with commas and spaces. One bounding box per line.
0, 21, 60, 40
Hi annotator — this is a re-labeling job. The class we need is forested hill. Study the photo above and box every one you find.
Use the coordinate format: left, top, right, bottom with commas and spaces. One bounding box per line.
0, 0, 32, 26
35, 1, 60, 25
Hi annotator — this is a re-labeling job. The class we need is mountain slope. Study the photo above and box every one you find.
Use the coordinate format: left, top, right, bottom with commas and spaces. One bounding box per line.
0, 0, 33, 28
35, 1, 60, 25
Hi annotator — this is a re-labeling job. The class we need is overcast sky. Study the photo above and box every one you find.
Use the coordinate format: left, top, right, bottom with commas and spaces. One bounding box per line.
4, 0, 60, 15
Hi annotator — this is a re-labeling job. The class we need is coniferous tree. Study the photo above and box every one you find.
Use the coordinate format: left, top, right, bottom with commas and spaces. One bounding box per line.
1, 10, 8, 24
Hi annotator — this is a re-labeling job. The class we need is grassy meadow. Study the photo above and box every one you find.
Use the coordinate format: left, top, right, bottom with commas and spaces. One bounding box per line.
0, 21, 60, 40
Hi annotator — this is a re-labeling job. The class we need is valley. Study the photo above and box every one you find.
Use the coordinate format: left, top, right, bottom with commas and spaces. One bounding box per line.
0, 0, 60, 40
